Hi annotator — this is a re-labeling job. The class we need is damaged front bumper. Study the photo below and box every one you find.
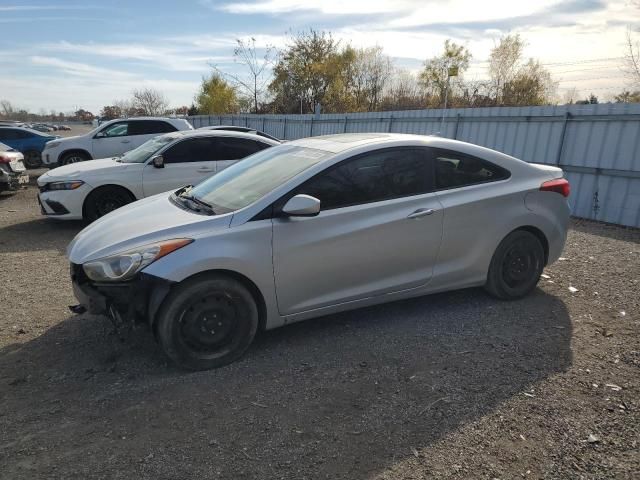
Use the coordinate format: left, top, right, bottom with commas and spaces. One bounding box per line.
69, 263, 173, 327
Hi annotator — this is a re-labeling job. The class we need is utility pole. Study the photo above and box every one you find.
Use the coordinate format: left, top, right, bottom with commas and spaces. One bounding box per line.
440, 66, 458, 136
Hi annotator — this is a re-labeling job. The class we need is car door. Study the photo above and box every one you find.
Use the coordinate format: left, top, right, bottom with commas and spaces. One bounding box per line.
128, 120, 178, 149
92, 121, 132, 158
142, 137, 218, 197
272, 147, 444, 316
215, 136, 272, 172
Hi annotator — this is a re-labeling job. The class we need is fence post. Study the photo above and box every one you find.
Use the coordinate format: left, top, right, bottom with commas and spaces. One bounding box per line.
262, 117, 265, 132
245, 116, 249, 127
218, 115, 222, 125
343, 116, 348, 133
556, 112, 572, 165
283, 117, 288, 140
453, 113, 461, 139
310, 117, 314, 137
387, 115, 394, 133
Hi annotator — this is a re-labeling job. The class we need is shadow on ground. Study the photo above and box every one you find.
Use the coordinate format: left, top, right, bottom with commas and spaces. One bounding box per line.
0, 217, 83, 253
0, 287, 571, 479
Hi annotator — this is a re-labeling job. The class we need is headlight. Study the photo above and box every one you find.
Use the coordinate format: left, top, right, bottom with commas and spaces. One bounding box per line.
46, 180, 85, 191
44, 141, 61, 150
83, 238, 193, 282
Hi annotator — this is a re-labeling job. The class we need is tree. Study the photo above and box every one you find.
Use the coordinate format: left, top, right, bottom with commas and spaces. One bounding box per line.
350, 47, 393, 111
187, 104, 199, 116
212, 37, 275, 113
489, 34, 525, 104
614, 90, 640, 102
624, 28, 640, 86
0, 100, 14, 118
562, 87, 579, 105
419, 40, 471, 107
501, 59, 556, 106
269, 30, 348, 113
100, 105, 122, 120
131, 88, 169, 116
195, 73, 238, 114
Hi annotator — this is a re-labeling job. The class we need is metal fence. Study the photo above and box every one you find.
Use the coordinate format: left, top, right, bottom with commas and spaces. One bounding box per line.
188, 103, 640, 228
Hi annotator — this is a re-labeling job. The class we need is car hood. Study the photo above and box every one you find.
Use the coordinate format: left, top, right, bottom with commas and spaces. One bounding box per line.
67, 192, 233, 264
38, 158, 130, 184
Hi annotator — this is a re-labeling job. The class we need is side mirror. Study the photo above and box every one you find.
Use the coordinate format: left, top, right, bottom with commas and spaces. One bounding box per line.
281, 194, 320, 217
95, 131, 106, 138
152, 155, 164, 168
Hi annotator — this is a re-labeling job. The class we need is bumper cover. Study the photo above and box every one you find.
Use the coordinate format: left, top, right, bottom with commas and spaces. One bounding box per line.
0, 171, 29, 192
70, 263, 173, 325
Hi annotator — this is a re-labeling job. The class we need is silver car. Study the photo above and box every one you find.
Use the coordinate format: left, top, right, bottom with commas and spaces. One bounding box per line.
67, 133, 570, 370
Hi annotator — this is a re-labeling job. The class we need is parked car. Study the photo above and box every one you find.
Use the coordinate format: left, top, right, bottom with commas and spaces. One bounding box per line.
31, 124, 54, 133
0, 126, 58, 168
37, 130, 279, 221
198, 125, 280, 142
58, 125, 72, 131
41, 117, 193, 168
0, 142, 29, 193
67, 133, 571, 370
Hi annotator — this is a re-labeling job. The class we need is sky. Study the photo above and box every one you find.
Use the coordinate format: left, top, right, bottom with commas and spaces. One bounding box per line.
0, 0, 638, 114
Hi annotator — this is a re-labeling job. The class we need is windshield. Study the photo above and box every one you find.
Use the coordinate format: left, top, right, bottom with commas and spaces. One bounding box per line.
120, 134, 178, 163
188, 144, 331, 213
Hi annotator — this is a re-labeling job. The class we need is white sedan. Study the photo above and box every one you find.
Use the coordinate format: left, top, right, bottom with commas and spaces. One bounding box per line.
37, 130, 279, 221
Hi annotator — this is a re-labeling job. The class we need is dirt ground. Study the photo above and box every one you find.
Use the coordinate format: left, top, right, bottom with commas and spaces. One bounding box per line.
0, 180, 638, 480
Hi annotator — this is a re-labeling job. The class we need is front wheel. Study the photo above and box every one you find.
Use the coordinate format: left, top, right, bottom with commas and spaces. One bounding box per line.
60, 151, 89, 165
485, 230, 545, 300
83, 185, 135, 222
156, 275, 259, 370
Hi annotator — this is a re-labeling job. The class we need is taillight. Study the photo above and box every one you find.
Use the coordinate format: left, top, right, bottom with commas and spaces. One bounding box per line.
0, 153, 11, 164
540, 178, 570, 197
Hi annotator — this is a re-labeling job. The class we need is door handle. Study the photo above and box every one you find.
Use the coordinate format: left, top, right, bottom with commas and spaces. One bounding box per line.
407, 208, 435, 219
197, 168, 214, 172
121, 140, 130, 144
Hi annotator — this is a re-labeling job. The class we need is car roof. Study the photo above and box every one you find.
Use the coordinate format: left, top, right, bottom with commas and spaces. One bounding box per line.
0, 125, 50, 136
287, 133, 528, 166
164, 129, 280, 144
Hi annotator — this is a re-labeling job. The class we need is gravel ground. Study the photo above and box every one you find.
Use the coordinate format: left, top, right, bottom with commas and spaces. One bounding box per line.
0, 182, 638, 479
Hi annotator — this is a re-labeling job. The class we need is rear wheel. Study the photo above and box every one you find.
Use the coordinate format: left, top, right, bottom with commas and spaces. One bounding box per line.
83, 185, 135, 222
156, 275, 259, 371
485, 230, 545, 300
23, 150, 42, 169
60, 151, 89, 166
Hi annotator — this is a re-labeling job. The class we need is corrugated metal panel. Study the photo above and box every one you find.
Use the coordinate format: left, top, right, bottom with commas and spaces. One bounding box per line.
187, 103, 640, 227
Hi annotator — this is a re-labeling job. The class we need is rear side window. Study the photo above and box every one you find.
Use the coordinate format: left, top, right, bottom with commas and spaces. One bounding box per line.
297, 148, 432, 211
129, 120, 177, 135
434, 149, 509, 189
163, 138, 218, 164
216, 137, 268, 160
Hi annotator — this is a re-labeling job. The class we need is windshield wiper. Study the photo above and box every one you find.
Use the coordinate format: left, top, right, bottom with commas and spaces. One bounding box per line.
176, 186, 216, 214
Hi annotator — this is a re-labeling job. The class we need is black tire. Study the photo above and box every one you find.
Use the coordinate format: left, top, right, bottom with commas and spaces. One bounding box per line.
23, 150, 42, 169
156, 275, 259, 370
59, 151, 89, 166
83, 185, 135, 222
485, 230, 545, 300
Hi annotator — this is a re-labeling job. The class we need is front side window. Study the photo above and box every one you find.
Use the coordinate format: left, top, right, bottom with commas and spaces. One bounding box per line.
434, 149, 510, 189
120, 134, 178, 163
296, 148, 433, 211
216, 137, 268, 160
164, 138, 217, 164
98, 122, 129, 138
